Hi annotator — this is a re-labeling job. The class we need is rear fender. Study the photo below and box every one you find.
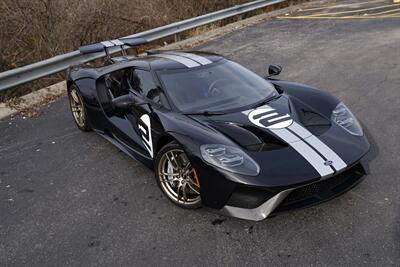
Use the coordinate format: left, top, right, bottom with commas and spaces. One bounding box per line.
71, 78, 105, 130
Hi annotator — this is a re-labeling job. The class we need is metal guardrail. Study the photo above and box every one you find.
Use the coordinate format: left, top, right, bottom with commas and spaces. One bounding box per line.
0, 0, 289, 92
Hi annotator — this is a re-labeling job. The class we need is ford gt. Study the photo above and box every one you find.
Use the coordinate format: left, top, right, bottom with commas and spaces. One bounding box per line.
66, 38, 370, 221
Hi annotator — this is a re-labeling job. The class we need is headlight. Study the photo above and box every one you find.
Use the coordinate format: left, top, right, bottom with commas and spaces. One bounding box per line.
331, 102, 363, 136
200, 144, 260, 176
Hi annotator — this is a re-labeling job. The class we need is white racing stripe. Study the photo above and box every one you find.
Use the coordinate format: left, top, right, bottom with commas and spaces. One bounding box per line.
154, 54, 200, 68
165, 52, 213, 65
288, 122, 347, 171
288, 121, 312, 139
270, 128, 300, 143
270, 128, 334, 178
305, 135, 347, 171
290, 140, 334, 177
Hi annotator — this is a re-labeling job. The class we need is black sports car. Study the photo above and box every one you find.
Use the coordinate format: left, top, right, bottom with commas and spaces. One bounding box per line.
66, 38, 370, 221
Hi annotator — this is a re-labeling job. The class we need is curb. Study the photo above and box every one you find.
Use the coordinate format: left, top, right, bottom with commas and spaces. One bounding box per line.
0, 82, 66, 120
0, 102, 17, 119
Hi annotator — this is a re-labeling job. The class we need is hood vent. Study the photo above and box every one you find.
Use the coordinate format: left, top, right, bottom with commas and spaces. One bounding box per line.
241, 125, 288, 151
289, 97, 331, 136
211, 122, 287, 152
298, 109, 330, 136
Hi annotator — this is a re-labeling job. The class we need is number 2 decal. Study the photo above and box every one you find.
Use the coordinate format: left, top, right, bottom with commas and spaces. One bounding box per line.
138, 114, 153, 158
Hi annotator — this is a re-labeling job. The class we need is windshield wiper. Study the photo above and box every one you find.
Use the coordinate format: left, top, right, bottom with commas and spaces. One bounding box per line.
251, 94, 280, 109
183, 111, 225, 116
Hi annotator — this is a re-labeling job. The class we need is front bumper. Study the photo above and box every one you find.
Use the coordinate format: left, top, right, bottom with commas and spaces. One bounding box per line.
217, 162, 367, 221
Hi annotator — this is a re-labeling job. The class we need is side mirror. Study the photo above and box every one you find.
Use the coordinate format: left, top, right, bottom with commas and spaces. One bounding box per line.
112, 94, 137, 109
112, 94, 149, 109
267, 64, 282, 77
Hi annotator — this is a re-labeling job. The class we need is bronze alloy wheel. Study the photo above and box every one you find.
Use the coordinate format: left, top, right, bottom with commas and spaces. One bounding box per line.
156, 143, 201, 209
68, 86, 90, 131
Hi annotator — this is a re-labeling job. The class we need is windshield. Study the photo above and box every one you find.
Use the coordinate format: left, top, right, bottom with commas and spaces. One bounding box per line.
157, 61, 277, 113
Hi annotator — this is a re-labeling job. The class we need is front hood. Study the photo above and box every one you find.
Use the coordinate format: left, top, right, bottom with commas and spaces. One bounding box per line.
205, 95, 331, 147
189, 95, 370, 187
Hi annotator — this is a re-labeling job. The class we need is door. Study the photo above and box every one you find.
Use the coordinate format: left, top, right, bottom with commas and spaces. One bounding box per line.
97, 67, 161, 160
96, 70, 131, 134
125, 68, 163, 159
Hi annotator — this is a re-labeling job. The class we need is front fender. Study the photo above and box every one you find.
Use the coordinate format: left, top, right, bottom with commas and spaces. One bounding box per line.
166, 131, 236, 209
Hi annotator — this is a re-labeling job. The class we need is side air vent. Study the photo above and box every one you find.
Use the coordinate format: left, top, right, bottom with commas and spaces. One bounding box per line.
227, 185, 277, 209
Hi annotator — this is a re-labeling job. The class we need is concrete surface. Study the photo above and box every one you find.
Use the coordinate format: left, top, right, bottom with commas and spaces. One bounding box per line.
0, 82, 66, 119
1, 1, 400, 266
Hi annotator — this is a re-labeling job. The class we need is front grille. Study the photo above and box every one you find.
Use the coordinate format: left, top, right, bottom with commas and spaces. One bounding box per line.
274, 163, 366, 213
284, 173, 346, 203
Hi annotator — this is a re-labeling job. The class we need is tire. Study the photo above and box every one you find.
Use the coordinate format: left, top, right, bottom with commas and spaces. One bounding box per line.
155, 142, 201, 209
68, 85, 91, 132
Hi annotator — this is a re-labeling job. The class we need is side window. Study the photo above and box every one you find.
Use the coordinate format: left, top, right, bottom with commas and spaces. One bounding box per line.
130, 69, 161, 104
105, 69, 129, 97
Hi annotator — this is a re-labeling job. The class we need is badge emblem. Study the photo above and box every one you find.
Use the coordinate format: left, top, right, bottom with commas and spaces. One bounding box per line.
247, 106, 293, 129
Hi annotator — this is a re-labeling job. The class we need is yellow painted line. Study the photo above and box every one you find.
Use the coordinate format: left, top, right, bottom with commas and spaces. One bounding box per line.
299, 0, 386, 12
277, 15, 400, 19
369, 7, 400, 14
306, 3, 400, 17
379, 11, 400, 16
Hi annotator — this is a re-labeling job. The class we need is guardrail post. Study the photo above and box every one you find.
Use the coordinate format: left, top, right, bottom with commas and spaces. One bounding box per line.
174, 33, 181, 42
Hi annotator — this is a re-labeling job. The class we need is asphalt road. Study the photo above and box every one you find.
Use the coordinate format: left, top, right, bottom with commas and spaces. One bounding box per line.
1, 1, 400, 266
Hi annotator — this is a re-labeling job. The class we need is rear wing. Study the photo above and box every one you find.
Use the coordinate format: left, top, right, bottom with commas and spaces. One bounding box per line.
79, 37, 148, 54
79, 37, 148, 63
